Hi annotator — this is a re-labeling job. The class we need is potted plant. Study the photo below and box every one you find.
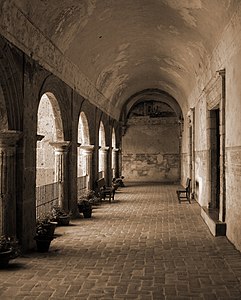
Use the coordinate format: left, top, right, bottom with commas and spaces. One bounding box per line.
0, 235, 20, 267
77, 197, 92, 218
37, 213, 57, 236
34, 214, 56, 252
80, 189, 100, 205
51, 205, 71, 226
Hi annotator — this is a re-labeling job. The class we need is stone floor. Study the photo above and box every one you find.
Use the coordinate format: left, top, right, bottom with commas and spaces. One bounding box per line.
1, 183, 241, 300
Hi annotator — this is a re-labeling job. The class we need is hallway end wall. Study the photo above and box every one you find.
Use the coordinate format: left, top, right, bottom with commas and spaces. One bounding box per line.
122, 116, 180, 182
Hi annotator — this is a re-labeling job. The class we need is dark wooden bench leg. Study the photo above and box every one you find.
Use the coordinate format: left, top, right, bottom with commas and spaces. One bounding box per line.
187, 194, 191, 204
176, 191, 181, 203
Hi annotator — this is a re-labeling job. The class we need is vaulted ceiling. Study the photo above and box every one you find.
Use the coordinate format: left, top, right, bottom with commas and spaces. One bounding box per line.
13, 0, 240, 118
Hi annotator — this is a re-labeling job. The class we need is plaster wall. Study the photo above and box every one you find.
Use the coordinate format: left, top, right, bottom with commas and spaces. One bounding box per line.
180, 153, 189, 186
184, 6, 241, 251
193, 96, 209, 207
180, 118, 191, 187
122, 116, 179, 182
225, 48, 241, 252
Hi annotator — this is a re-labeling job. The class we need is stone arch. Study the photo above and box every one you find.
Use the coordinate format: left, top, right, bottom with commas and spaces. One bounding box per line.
78, 111, 90, 145
111, 127, 117, 177
120, 89, 183, 124
121, 90, 182, 183
77, 111, 90, 177
98, 121, 106, 178
39, 75, 71, 142
99, 121, 106, 147
112, 127, 116, 149
36, 92, 64, 187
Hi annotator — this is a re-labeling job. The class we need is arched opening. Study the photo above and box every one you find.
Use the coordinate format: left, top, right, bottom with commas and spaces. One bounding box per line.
77, 112, 90, 176
209, 108, 220, 213
111, 128, 117, 178
77, 112, 90, 194
36, 92, 64, 216
98, 121, 106, 178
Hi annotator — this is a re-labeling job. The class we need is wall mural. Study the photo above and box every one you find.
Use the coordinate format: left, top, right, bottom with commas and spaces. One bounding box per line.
128, 101, 176, 118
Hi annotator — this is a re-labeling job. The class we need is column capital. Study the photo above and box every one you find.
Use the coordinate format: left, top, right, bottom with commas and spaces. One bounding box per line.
0, 130, 23, 147
80, 144, 95, 152
49, 141, 71, 152
99, 146, 109, 152
112, 148, 120, 152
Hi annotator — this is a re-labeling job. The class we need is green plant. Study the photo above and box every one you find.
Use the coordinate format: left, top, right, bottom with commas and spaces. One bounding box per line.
51, 205, 69, 219
50, 205, 71, 226
36, 223, 48, 237
36, 213, 55, 237
0, 235, 20, 258
77, 199, 92, 212
79, 189, 95, 200
79, 189, 100, 205
36, 213, 53, 225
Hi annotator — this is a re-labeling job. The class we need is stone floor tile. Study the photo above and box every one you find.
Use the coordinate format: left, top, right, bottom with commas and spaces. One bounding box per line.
0, 183, 241, 299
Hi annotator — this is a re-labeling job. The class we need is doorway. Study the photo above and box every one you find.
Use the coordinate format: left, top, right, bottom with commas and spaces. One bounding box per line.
209, 109, 220, 214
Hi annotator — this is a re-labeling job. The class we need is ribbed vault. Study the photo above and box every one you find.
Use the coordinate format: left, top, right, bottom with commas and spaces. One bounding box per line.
14, 0, 240, 118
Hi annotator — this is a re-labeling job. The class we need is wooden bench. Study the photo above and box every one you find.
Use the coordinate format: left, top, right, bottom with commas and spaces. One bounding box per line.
176, 178, 191, 204
97, 178, 115, 203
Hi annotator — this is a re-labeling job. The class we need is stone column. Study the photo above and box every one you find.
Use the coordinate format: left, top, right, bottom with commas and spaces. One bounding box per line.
0, 130, 22, 236
81, 145, 94, 190
112, 148, 120, 178
50, 141, 70, 211
99, 146, 109, 184
118, 148, 123, 177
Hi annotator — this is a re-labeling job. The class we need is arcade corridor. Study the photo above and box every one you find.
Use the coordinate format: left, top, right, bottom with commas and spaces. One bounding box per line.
1, 183, 241, 300
1, 3, 241, 298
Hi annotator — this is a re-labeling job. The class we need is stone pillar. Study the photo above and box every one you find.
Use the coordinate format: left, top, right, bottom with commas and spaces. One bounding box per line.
99, 146, 109, 184
112, 148, 120, 178
81, 145, 94, 190
118, 148, 122, 177
0, 130, 22, 236
50, 141, 70, 211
